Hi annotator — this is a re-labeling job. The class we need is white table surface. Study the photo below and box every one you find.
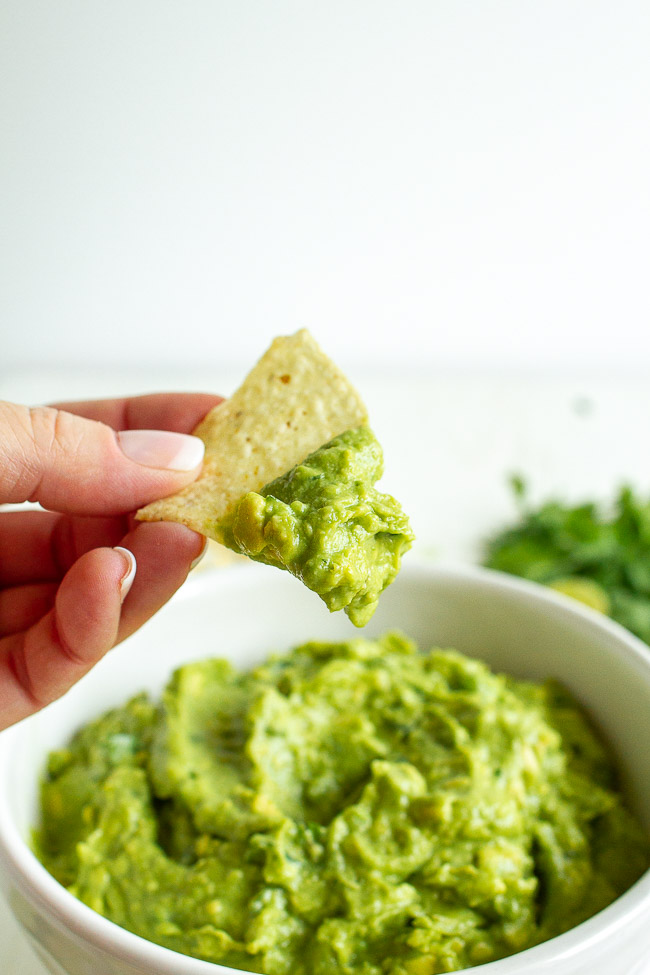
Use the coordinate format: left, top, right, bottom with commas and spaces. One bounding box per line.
2, 365, 650, 972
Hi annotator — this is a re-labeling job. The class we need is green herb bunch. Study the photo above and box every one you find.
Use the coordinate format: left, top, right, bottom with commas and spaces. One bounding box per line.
483, 478, 650, 644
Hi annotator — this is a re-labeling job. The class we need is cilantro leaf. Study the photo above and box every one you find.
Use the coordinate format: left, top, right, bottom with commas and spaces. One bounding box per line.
483, 483, 650, 644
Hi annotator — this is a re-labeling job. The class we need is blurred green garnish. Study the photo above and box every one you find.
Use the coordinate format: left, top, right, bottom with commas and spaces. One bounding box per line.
547, 577, 611, 615
483, 477, 650, 643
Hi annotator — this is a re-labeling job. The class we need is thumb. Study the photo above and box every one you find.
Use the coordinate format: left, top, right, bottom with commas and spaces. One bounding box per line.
0, 401, 205, 515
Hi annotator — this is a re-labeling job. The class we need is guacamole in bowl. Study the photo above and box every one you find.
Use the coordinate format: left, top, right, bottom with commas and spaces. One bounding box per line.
34, 631, 648, 975
3, 563, 650, 975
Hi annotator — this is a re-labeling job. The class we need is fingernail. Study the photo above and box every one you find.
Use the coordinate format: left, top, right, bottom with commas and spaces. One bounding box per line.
114, 547, 137, 602
190, 537, 208, 571
117, 430, 205, 471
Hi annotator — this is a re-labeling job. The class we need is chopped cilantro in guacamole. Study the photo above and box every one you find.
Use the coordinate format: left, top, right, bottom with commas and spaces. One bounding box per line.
224, 427, 414, 626
36, 634, 648, 975
484, 479, 650, 642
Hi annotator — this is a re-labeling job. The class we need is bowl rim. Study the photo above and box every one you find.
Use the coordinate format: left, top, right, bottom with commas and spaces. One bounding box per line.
1, 560, 650, 975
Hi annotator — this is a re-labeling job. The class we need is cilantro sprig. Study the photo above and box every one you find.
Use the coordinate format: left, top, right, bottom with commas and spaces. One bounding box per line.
483, 478, 650, 644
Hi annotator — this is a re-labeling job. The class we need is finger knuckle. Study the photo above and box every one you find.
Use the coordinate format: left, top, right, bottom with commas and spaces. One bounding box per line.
29, 406, 78, 458
0, 401, 46, 501
0, 403, 87, 503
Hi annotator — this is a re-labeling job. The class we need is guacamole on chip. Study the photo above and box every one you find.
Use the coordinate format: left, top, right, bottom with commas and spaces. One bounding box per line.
36, 634, 648, 975
137, 330, 413, 625
227, 427, 414, 626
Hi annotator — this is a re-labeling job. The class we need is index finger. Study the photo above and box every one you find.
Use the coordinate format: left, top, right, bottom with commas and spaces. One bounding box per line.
51, 392, 223, 434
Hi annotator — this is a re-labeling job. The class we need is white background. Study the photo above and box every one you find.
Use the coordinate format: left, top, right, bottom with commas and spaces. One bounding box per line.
2, 1, 650, 373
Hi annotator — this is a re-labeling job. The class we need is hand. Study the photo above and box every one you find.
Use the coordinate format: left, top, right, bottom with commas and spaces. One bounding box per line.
0, 392, 222, 731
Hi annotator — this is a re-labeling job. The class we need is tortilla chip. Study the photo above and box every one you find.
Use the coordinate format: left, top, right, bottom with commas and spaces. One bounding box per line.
136, 330, 368, 542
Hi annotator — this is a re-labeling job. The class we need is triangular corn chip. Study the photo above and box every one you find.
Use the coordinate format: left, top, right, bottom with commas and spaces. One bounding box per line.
136, 330, 368, 542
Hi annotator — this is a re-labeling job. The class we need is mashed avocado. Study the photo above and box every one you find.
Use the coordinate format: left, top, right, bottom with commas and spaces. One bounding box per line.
224, 427, 414, 626
36, 635, 648, 974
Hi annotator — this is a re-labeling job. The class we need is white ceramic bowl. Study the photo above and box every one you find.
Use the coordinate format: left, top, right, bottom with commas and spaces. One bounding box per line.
1, 562, 650, 975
